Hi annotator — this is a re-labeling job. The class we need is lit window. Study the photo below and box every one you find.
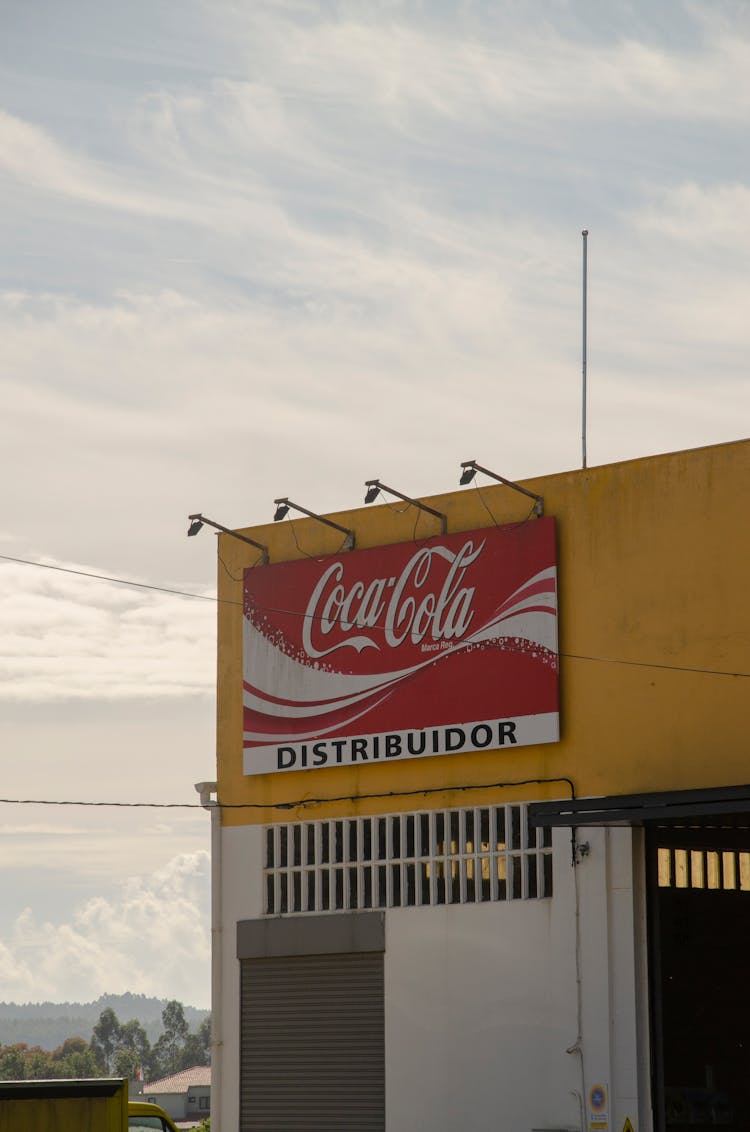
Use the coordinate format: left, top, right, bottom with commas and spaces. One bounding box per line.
658, 844, 750, 892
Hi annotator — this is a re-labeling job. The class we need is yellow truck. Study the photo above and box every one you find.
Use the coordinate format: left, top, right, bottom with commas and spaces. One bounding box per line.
0, 1079, 180, 1132
0, 1077, 129, 1132
128, 1099, 180, 1132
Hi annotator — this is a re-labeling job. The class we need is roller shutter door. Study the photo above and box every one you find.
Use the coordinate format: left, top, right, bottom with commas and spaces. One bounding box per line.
240, 950, 385, 1131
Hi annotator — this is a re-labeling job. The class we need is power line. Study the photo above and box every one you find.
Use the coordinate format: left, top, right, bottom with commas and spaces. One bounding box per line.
563, 652, 749, 679
0, 553, 239, 606
0, 776, 576, 812
3, 554, 748, 679
0, 798, 202, 808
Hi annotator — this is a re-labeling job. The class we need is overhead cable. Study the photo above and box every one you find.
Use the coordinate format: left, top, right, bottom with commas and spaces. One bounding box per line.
3, 554, 748, 678
0, 776, 576, 812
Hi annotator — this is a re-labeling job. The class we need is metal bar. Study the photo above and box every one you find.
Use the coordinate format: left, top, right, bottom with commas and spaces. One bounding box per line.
459, 461, 544, 516
530, 789, 750, 829
533, 781, 750, 815
582, 228, 588, 470
189, 513, 269, 563
646, 826, 667, 1132
273, 499, 355, 550
365, 480, 448, 534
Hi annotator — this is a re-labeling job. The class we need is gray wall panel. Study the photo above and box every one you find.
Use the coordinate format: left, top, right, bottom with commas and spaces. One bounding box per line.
237, 911, 385, 959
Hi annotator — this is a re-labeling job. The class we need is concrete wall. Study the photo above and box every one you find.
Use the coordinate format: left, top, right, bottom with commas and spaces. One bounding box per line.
218, 823, 264, 1132
384, 832, 580, 1131
145, 1092, 183, 1120
186, 1086, 211, 1118
218, 824, 646, 1132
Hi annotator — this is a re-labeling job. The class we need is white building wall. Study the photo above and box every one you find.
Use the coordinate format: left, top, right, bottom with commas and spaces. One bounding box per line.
216, 823, 645, 1132
385, 903, 579, 1129
145, 1092, 183, 1120
219, 823, 265, 1132
576, 826, 646, 1132
385, 829, 578, 1132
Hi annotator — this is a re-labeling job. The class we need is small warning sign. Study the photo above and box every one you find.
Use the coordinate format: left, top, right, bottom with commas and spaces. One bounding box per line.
590, 1086, 607, 1112
588, 1083, 609, 1131
622, 1121, 635, 1132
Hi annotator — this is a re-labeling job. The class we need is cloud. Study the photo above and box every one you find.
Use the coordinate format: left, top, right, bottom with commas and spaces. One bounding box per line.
0, 107, 283, 236
2, 2, 749, 599
632, 181, 750, 249
196, 3, 750, 130
0, 852, 210, 1007
6, 7, 750, 242
0, 108, 169, 217
0, 555, 215, 701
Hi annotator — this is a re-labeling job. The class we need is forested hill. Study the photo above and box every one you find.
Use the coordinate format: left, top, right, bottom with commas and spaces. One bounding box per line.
0, 993, 209, 1050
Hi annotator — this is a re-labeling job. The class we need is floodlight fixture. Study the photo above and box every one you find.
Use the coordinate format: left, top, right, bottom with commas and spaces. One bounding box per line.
458, 461, 544, 517
186, 512, 269, 564
272, 498, 355, 551
364, 479, 447, 535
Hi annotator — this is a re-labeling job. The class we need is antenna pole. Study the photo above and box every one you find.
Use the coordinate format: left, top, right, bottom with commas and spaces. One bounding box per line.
581, 229, 588, 469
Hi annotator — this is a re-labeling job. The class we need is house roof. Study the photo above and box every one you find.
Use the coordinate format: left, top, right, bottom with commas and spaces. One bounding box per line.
144, 1066, 211, 1094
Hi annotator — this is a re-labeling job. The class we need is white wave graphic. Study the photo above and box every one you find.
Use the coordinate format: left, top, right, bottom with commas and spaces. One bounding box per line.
242, 567, 558, 742
243, 591, 556, 721
244, 567, 556, 701
244, 691, 394, 743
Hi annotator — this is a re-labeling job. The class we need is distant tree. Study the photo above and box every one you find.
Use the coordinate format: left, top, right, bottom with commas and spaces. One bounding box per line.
25, 1046, 54, 1078
113, 1046, 140, 1080
118, 1018, 150, 1077
61, 1046, 99, 1078
49, 1035, 99, 1079
197, 1016, 211, 1060
152, 1001, 189, 1078
0, 998, 208, 1084
0, 1043, 27, 1079
0, 1037, 100, 1081
0, 996, 209, 1055
91, 1007, 122, 1073
52, 1036, 89, 1062
177, 1014, 211, 1070
162, 1001, 189, 1046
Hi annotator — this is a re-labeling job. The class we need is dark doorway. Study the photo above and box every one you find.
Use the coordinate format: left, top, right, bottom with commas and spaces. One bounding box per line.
648, 820, 750, 1131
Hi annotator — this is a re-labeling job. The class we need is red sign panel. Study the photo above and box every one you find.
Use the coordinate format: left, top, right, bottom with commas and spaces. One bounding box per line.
243, 519, 558, 775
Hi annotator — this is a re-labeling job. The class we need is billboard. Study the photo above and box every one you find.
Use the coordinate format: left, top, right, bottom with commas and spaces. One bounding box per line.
243, 518, 558, 775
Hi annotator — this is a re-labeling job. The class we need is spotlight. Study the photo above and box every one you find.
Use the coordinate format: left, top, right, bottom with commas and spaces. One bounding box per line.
272, 498, 355, 550
458, 461, 544, 516
363, 479, 447, 535
186, 513, 269, 563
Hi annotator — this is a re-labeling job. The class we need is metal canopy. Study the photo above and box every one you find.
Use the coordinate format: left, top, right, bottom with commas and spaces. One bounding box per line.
528, 783, 750, 829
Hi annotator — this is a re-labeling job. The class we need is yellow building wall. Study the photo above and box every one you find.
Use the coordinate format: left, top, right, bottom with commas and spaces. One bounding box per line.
216, 438, 750, 826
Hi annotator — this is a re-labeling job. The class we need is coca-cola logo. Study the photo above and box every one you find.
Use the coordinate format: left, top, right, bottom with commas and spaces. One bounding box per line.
301, 539, 485, 659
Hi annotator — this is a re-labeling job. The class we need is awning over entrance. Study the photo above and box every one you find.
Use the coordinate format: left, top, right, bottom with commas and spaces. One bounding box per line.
528, 783, 750, 829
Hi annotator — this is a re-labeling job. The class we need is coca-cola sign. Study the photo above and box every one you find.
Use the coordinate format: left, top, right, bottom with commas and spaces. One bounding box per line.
243, 519, 559, 775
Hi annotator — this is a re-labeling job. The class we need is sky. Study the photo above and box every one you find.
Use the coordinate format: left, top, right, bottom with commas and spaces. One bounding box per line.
0, 0, 748, 1010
